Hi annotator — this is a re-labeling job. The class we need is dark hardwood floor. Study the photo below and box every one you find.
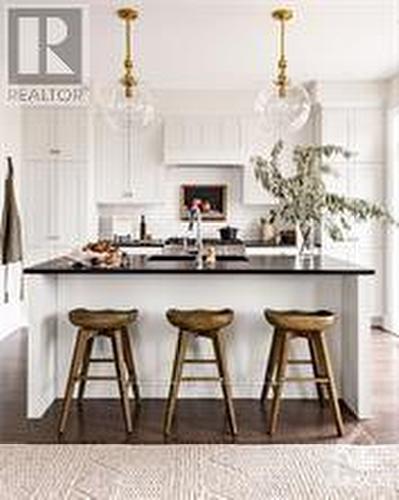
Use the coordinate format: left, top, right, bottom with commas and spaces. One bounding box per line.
0, 329, 397, 444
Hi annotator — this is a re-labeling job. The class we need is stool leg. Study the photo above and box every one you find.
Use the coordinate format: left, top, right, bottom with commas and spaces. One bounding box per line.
163, 330, 189, 436
261, 332, 282, 405
122, 327, 141, 404
268, 331, 289, 436
314, 333, 344, 437
308, 335, 326, 407
78, 336, 94, 402
213, 331, 237, 436
111, 331, 133, 434
59, 329, 89, 434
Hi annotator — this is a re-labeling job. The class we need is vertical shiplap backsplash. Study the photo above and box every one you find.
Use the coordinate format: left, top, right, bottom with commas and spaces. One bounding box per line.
98, 165, 270, 240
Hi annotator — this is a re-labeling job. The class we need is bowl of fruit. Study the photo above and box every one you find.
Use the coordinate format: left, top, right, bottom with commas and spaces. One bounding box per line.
68, 240, 123, 268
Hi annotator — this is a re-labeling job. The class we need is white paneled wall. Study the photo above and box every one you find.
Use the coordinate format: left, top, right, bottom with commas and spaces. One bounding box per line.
321, 104, 386, 321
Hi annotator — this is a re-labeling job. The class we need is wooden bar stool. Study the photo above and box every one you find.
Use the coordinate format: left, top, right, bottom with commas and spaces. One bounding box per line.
164, 308, 237, 437
261, 309, 344, 437
58, 308, 140, 435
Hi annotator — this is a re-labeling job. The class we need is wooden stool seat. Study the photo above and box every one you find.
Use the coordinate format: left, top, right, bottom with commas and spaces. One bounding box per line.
166, 308, 234, 335
69, 308, 137, 330
164, 308, 237, 437
59, 308, 140, 435
261, 308, 344, 437
265, 309, 335, 333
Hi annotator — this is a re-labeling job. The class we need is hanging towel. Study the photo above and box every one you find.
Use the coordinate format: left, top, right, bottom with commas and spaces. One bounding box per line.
0, 157, 23, 303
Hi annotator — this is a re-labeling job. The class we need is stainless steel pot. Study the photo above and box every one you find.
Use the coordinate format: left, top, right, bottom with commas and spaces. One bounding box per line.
219, 226, 239, 241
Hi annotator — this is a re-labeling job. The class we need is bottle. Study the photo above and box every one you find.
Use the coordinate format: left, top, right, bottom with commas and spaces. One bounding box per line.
139, 215, 146, 241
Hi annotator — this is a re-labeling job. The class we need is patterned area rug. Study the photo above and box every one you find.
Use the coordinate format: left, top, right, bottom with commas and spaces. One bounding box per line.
0, 445, 398, 499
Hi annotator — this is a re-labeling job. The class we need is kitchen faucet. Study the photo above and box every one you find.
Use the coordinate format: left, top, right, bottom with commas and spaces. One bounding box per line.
188, 205, 203, 268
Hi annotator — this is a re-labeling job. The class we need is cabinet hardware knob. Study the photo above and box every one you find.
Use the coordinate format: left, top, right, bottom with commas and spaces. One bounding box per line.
49, 149, 61, 155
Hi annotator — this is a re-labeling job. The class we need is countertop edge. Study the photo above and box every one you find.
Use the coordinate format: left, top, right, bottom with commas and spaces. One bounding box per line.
24, 268, 375, 276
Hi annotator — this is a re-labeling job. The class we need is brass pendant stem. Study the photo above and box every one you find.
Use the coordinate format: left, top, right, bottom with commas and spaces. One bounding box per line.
272, 8, 293, 98
117, 7, 139, 99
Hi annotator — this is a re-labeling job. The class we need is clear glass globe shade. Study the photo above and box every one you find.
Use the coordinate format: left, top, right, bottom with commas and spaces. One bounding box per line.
103, 81, 156, 130
255, 84, 311, 136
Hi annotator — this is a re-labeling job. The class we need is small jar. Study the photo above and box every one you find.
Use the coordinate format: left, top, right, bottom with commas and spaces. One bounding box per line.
205, 246, 217, 266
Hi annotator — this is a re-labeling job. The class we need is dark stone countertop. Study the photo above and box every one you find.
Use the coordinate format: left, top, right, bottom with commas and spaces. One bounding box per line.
24, 255, 374, 275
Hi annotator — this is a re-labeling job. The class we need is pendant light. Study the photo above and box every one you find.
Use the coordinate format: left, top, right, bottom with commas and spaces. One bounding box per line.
255, 8, 311, 136
107, 6, 155, 129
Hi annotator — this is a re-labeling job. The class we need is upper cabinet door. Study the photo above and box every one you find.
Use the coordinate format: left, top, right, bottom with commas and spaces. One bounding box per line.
53, 108, 88, 162
22, 160, 53, 249
95, 111, 126, 203
22, 107, 88, 161
352, 108, 385, 163
22, 108, 54, 160
321, 109, 349, 150
164, 115, 242, 165
322, 107, 385, 163
95, 112, 164, 204
130, 121, 164, 204
53, 161, 88, 248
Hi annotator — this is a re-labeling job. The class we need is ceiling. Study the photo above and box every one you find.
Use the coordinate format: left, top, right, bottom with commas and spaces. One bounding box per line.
7, 0, 399, 88
106, 0, 399, 88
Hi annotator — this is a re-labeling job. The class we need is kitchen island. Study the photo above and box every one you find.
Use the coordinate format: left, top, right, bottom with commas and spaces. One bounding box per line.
24, 255, 374, 420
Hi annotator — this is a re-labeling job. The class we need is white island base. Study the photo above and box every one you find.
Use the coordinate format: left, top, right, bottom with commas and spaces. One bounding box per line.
26, 268, 373, 421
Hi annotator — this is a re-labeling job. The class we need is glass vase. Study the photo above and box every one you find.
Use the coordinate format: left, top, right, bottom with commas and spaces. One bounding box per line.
296, 221, 316, 258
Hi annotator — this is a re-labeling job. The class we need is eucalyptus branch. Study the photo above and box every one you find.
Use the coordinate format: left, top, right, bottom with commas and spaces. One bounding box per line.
252, 141, 395, 243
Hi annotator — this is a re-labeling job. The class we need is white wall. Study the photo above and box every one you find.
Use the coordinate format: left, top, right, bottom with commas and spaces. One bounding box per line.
99, 166, 269, 241
385, 75, 399, 333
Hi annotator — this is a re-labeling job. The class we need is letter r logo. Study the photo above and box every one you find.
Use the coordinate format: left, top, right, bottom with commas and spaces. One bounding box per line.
8, 8, 82, 85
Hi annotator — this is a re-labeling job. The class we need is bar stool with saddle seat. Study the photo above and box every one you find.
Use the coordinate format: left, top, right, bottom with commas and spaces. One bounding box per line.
261, 309, 344, 437
164, 308, 237, 437
58, 308, 140, 435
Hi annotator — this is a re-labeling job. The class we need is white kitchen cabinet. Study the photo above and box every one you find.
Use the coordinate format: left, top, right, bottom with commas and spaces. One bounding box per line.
95, 112, 164, 204
320, 105, 386, 322
22, 107, 88, 162
352, 108, 385, 163
22, 160, 87, 261
164, 115, 242, 165
322, 109, 349, 150
21, 107, 89, 262
23, 161, 51, 252
322, 107, 385, 163
22, 108, 53, 160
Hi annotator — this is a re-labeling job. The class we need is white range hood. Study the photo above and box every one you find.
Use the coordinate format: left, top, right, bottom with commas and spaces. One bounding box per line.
164, 115, 245, 166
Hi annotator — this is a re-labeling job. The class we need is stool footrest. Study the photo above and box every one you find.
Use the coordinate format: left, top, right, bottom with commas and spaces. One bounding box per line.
89, 358, 114, 363
184, 359, 217, 364
273, 377, 329, 384
78, 375, 119, 381
181, 376, 221, 382
287, 359, 312, 365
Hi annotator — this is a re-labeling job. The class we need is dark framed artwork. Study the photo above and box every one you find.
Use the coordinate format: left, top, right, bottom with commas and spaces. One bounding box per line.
180, 184, 227, 221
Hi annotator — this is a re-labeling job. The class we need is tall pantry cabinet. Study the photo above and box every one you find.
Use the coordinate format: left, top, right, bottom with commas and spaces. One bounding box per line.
21, 107, 89, 264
